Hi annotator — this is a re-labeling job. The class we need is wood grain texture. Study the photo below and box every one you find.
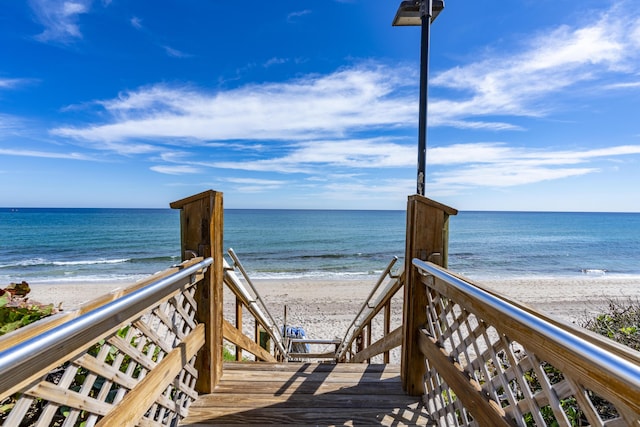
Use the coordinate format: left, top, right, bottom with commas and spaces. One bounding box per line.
180, 362, 434, 426
402, 195, 456, 395
352, 326, 402, 363
171, 190, 224, 393
417, 328, 512, 427
222, 319, 277, 362
96, 324, 205, 427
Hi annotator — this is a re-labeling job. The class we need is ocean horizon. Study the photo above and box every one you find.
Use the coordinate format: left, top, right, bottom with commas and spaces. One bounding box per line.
1, 208, 639, 285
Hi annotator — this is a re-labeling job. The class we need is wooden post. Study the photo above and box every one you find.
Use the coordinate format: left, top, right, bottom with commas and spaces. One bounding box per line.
235, 299, 243, 361
170, 190, 224, 393
402, 194, 457, 395
384, 302, 391, 364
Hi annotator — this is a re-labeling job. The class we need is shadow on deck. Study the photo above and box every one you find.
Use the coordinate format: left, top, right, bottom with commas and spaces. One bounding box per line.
180, 362, 433, 426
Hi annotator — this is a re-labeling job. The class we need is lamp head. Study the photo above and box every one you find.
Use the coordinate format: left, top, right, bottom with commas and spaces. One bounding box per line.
392, 0, 444, 26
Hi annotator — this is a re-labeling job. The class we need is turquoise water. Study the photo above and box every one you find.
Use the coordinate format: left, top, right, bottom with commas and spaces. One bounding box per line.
1, 208, 639, 284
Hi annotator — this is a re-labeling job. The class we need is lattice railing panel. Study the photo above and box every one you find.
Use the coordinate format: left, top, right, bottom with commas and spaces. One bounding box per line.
1, 270, 204, 427
416, 268, 640, 427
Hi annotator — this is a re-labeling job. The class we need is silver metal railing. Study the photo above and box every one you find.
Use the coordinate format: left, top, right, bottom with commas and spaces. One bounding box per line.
335, 256, 401, 361
225, 248, 288, 358
413, 258, 640, 392
0, 257, 212, 397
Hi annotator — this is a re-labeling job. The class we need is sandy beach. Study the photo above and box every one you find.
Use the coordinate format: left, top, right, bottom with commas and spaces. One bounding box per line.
24, 274, 640, 363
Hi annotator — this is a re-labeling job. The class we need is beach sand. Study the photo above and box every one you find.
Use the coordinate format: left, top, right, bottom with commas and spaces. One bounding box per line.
25, 274, 640, 362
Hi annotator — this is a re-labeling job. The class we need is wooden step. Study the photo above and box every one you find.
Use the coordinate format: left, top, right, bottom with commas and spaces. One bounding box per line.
180, 362, 434, 426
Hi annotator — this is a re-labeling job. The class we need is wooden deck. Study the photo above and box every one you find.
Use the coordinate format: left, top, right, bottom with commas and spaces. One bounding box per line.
180, 362, 434, 426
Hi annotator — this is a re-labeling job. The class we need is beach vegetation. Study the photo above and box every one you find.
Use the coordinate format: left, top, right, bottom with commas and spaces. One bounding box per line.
521, 298, 640, 426
581, 298, 640, 351
497, 298, 640, 427
0, 282, 56, 336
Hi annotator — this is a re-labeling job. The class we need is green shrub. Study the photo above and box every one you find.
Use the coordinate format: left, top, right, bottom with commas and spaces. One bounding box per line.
0, 284, 56, 336
581, 298, 640, 351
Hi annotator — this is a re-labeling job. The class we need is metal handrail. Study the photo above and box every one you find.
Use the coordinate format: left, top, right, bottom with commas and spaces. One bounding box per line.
413, 258, 640, 390
226, 248, 287, 358
336, 256, 400, 360
0, 257, 212, 397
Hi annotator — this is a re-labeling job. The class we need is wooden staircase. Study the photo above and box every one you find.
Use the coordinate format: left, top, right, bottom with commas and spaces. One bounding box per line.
180, 362, 433, 426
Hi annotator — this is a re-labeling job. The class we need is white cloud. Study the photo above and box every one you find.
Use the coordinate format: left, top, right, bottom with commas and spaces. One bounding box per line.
264, 57, 288, 68
0, 148, 93, 160
130, 16, 143, 30
54, 1, 640, 148
29, 0, 91, 43
148, 138, 640, 195
0, 78, 30, 89
208, 138, 415, 173
225, 177, 286, 186
0, 114, 22, 131
162, 45, 191, 58
605, 81, 640, 90
222, 177, 288, 193
287, 10, 311, 23
428, 143, 640, 188
430, 3, 640, 129
39, 1, 640, 202
52, 65, 416, 144
433, 164, 596, 188
150, 165, 201, 175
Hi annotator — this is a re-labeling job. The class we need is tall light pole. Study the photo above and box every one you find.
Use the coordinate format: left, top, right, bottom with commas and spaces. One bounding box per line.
393, 0, 444, 196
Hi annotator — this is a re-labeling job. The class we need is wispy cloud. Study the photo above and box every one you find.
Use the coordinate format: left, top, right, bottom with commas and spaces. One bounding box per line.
209, 138, 415, 173
605, 81, 640, 90
29, 0, 91, 43
149, 165, 201, 175
162, 45, 191, 58
222, 177, 287, 193
287, 10, 311, 23
431, 2, 640, 129
0, 148, 94, 160
428, 143, 640, 188
41, 1, 640, 199
130, 16, 143, 30
129, 15, 191, 58
52, 2, 640, 147
0, 78, 33, 89
264, 57, 288, 68
52, 65, 416, 145
145, 135, 640, 192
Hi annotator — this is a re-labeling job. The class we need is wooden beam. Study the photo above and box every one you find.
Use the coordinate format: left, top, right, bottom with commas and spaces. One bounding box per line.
235, 299, 243, 361
417, 328, 513, 427
402, 194, 456, 395
95, 323, 205, 427
222, 319, 277, 363
384, 302, 391, 364
170, 190, 224, 393
353, 326, 403, 364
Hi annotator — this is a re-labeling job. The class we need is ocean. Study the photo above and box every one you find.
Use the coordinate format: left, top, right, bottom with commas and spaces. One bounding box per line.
1, 208, 639, 285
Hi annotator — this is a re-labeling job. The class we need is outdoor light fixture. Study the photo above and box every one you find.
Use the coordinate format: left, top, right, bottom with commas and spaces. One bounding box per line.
393, 0, 444, 196
392, 0, 444, 26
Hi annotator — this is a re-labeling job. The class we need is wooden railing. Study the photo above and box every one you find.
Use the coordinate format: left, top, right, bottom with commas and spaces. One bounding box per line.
4, 189, 639, 426
337, 257, 405, 364
0, 255, 290, 426
408, 259, 640, 426
0, 190, 289, 426
0, 257, 211, 427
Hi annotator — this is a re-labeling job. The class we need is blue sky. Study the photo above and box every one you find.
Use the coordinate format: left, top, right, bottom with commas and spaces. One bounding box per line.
1, 1, 640, 211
